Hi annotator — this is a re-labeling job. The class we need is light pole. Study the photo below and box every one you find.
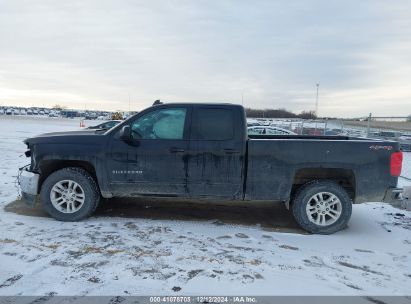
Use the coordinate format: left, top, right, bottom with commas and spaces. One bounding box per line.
315, 83, 320, 117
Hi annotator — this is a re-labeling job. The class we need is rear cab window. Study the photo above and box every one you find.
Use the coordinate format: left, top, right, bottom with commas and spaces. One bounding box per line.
191, 108, 234, 140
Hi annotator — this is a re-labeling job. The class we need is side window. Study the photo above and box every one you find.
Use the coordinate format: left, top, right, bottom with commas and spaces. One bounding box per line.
107, 121, 117, 128
193, 108, 234, 140
105, 121, 115, 129
131, 108, 187, 139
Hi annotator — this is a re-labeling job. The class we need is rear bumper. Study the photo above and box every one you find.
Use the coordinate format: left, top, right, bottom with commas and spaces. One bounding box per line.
18, 168, 39, 206
382, 187, 403, 204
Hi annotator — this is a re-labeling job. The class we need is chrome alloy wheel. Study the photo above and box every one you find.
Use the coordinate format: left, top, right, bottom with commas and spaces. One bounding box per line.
305, 192, 342, 226
50, 180, 85, 213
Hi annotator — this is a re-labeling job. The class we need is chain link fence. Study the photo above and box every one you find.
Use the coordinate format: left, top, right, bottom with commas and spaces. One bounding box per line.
247, 116, 411, 186
347, 116, 411, 185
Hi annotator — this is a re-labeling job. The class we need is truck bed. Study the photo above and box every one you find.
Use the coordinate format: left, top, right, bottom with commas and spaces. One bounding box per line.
245, 136, 399, 203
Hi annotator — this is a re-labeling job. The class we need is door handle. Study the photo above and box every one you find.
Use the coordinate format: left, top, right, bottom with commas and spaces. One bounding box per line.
223, 149, 240, 154
169, 147, 185, 153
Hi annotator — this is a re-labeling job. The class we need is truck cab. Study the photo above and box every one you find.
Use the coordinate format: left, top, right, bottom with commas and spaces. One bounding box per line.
107, 103, 246, 199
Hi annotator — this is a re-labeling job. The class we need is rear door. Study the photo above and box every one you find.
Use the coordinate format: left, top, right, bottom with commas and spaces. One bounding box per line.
187, 106, 245, 199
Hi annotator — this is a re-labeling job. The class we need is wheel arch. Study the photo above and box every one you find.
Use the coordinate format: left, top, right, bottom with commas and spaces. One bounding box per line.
287, 167, 356, 208
38, 159, 98, 193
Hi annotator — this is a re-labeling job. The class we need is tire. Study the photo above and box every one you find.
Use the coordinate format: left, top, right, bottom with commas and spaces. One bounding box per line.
40, 167, 100, 221
291, 180, 352, 234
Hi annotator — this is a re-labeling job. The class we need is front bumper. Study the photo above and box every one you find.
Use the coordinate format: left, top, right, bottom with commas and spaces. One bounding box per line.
382, 187, 403, 205
18, 168, 39, 206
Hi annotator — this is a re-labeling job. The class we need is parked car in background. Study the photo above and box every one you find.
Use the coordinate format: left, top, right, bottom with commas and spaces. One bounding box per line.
247, 122, 261, 127
49, 110, 59, 117
343, 129, 365, 137
85, 112, 98, 120
369, 131, 402, 141
248, 126, 296, 135
6, 108, 12, 115
87, 120, 121, 130
399, 135, 411, 151
97, 115, 110, 120
324, 130, 342, 136
256, 119, 270, 126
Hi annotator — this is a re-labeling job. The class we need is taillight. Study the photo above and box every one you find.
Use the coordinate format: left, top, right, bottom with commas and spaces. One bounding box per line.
390, 152, 403, 177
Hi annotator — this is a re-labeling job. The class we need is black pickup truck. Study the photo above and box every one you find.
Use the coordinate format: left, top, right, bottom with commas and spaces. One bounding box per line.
19, 103, 403, 234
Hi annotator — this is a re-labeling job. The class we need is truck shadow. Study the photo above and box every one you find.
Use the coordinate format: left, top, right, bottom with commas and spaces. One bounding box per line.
4, 197, 305, 234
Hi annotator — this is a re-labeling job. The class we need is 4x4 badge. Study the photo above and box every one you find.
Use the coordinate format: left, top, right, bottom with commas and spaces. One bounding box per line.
369, 145, 393, 151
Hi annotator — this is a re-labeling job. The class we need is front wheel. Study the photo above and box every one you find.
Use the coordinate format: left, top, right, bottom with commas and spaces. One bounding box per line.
40, 167, 100, 221
291, 180, 352, 234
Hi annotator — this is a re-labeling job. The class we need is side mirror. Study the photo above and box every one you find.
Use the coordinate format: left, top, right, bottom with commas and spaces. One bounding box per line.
119, 125, 131, 141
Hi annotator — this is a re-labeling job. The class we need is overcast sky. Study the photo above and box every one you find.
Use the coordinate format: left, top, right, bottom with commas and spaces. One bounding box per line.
0, 0, 410, 117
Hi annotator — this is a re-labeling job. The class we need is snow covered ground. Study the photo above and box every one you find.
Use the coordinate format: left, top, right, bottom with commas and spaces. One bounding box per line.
0, 116, 410, 296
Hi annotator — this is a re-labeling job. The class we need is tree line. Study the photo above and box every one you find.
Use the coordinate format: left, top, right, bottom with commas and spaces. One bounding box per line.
245, 108, 317, 119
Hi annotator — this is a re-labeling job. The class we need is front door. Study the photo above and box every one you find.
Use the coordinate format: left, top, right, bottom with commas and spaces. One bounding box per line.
108, 106, 190, 197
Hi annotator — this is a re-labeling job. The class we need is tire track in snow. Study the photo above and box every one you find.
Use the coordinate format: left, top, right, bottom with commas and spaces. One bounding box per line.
0, 274, 23, 288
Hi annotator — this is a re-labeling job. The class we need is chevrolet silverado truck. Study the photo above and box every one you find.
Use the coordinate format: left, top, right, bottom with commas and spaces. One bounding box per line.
19, 103, 403, 234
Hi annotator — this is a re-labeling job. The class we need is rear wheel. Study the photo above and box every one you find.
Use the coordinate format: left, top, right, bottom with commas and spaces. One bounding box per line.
291, 180, 352, 234
40, 167, 100, 221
